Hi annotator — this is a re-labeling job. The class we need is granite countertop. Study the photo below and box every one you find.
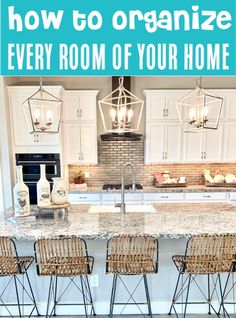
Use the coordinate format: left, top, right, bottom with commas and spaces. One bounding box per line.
2, 203, 236, 240
69, 185, 236, 194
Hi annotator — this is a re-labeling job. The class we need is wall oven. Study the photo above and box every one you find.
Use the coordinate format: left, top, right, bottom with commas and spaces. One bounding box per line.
15, 153, 61, 204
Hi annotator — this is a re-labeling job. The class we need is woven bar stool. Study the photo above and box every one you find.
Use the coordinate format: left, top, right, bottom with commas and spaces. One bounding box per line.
168, 234, 236, 318
34, 236, 95, 318
106, 235, 158, 318
0, 236, 39, 317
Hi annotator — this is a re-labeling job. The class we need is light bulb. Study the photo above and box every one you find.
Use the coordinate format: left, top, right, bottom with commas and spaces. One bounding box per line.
46, 110, 53, 123
189, 108, 196, 121
34, 110, 40, 123
111, 108, 116, 122
119, 107, 126, 121
201, 107, 208, 119
127, 108, 133, 122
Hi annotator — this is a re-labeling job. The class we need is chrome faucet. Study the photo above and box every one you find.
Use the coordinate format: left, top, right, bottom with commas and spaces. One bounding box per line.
116, 163, 136, 214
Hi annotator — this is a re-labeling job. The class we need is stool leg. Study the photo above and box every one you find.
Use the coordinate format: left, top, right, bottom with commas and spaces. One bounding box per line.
168, 271, 182, 315
208, 273, 211, 315
143, 274, 152, 318
85, 275, 96, 316
183, 274, 191, 318
80, 275, 89, 318
25, 271, 40, 316
46, 276, 53, 318
53, 276, 58, 316
109, 274, 118, 318
13, 275, 22, 318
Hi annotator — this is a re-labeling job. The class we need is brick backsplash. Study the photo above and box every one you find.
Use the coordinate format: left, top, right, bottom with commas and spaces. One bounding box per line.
68, 138, 236, 186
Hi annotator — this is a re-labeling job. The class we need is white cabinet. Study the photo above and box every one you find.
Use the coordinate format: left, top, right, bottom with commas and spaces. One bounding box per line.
145, 90, 184, 164
101, 192, 143, 205
183, 126, 223, 162
63, 90, 98, 122
64, 123, 97, 164
8, 86, 63, 153
223, 122, 236, 162
143, 192, 184, 203
68, 192, 101, 205
145, 90, 187, 121
185, 192, 227, 202
145, 123, 182, 163
63, 90, 98, 164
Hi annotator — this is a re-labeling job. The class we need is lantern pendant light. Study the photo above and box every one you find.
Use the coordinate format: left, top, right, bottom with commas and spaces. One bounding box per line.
98, 76, 144, 133
23, 77, 63, 134
176, 77, 223, 133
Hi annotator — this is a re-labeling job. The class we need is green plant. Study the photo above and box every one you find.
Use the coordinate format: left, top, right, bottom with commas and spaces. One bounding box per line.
74, 169, 85, 179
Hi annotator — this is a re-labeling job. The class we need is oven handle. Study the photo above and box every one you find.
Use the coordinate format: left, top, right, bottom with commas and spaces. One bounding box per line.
17, 161, 57, 164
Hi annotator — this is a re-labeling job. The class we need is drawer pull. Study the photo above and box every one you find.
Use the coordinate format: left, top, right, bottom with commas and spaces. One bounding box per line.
203, 195, 211, 198
78, 196, 87, 199
161, 196, 169, 199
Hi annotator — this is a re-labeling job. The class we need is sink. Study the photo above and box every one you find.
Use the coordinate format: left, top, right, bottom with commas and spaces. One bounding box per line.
88, 205, 156, 213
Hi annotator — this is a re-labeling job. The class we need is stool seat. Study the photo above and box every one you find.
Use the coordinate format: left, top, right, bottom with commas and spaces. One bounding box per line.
107, 253, 157, 275
37, 255, 94, 276
173, 254, 233, 275
0, 255, 34, 276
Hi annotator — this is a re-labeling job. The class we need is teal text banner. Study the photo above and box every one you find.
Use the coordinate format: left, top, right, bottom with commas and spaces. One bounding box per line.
1, 0, 236, 75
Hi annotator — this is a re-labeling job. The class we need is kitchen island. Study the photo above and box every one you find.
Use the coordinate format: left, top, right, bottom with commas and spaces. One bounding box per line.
1, 203, 236, 315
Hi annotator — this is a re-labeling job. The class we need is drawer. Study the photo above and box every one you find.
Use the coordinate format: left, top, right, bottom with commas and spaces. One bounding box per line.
68, 193, 101, 204
229, 192, 236, 201
101, 192, 142, 204
143, 192, 184, 202
185, 192, 226, 201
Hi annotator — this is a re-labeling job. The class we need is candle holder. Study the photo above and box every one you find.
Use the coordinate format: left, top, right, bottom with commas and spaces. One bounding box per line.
98, 77, 144, 134
176, 77, 223, 133
23, 78, 63, 134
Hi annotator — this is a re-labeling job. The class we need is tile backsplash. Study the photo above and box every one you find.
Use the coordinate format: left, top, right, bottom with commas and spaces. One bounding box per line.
68, 138, 236, 186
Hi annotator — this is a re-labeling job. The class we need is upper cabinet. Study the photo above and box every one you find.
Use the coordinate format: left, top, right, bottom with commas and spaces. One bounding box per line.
144, 89, 236, 164
8, 86, 63, 153
63, 90, 98, 122
62, 90, 99, 164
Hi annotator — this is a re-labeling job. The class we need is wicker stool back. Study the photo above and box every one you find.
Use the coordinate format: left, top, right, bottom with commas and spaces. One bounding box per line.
34, 236, 95, 318
34, 236, 94, 276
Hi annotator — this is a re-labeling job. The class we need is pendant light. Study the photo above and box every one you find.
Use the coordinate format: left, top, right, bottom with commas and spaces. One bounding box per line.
176, 77, 223, 133
98, 76, 144, 133
23, 78, 63, 134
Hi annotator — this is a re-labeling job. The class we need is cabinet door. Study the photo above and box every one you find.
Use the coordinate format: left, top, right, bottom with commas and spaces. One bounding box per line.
63, 91, 97, 122
203, 125, 223, 162
223, 122, 236, 162
224, 92, 236, 120
165, 123, 182, 162
165, 91, 188, 120
145, 123, 165, 163
80, 123, 98, 164
183, 131, 203, 162
9, 87, 60, 147
63, 123, 81, 163
145, 94, 166, 121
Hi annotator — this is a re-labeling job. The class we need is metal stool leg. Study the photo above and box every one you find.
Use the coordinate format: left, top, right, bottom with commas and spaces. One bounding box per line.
109, 274, 118, 318
46, 276, 53, 318
183, 274, 191, 318
208, 273, 211, 315
143, 274, 152, 318
168, 271, 182, 315
13, 275, 22, 318
80, 275, 89, 318
85, 275, 96, 316
25, 271, 40, 316
53, 276, 58, 316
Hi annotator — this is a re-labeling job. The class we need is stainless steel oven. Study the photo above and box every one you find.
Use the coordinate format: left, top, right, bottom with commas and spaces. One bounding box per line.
15, 153, 61, 204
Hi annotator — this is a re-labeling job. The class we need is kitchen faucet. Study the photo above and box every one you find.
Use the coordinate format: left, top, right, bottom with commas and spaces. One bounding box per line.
116, 163, 136, 214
